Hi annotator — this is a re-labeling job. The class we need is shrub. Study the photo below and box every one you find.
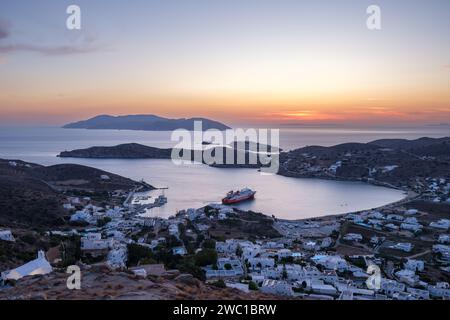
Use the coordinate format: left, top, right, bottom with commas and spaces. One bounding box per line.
248, 281, 259, 291
194, 249, 218, 267
202, 239, 216, 249
176, 256, 206, 281
166, 235, 183, 248
19, 233, 36, 245
97, 217, 111, 227
127, 243, 154, 267
212, 279, 226, 288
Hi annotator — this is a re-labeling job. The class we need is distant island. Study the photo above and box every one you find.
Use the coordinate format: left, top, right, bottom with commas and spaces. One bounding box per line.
58, 141, 280, 160
59, 143, 173, 159
58, 137, 450, 192
63, 114, 231, 131
58, 143, 266, 169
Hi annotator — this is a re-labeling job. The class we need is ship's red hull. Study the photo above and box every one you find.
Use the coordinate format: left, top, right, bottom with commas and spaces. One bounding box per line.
222, 192, 255, 204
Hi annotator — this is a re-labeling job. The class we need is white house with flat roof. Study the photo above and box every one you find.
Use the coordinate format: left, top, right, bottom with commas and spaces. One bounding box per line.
242, 244, 262, 260
81, 233, 113, 251
380, 279, 406, 297
395, 270, 426, 287
432, 244, 450, 255
389, 242, 413, 253
368, 211, 385, 220
430, 219, 450, 230
343, 233, 363, 242
216, 239, 240, 254
303, 241, 319, 251
438, 234, 450, 244
428, 282, 450, 298
260, 279, 293, 296
400, 223, 423, 233
248, 257, 275, 270
385, 223, 399, 231
405, 209, 418, 215
387, 214, 404, 221
404, 259, 425, 272
310, 280, 338, 296
406, 287, 429, 300
311, 255, 349, 272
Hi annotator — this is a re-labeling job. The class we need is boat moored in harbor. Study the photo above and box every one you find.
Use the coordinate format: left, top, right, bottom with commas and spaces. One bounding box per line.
222, 188, 256, 204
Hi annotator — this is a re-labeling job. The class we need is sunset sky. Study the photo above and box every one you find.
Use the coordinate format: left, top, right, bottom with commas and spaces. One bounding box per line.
0, 0, 449, 127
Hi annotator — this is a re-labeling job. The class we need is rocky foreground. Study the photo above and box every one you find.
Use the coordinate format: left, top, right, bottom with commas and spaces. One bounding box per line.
0, 265, 278, 300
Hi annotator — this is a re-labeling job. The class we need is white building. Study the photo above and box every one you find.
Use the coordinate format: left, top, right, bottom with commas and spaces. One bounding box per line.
405, 209, 418, 215
346, 214, 364, 224
262, 242, 284, 250
321, 237, 333, 249
70, 210, 94, 224
311, 255, 349, 272
368, 219, 384, 228
106, 230, 126, 241
438, 234, 450, 244
260, 279, 293, 296
334, 281, 374, 297
1, 251, 53, 281
404, 259, 425, 272
311, 280, 338, 296
248, 258, 275, 270
303, 241, 319, 251
428, 282, 450, 298
430, 219, 450, 230
432, 244, 450, 255
386, 214, 404, 221
368, 211, 385, 220
242, 244, 262, 259
168, 224, 180, 237
343, 233, 363, 242
205, 258, 244, 278
406, 287, 429, 300
395, 270, 417, 286
389, 243, 413, 253
8, 161, 17, 167
274, 249, 292, 259
226, 282, 249, 293
172, 246, 187, 256
0, 230, 15, 242
385, 223, 399, 231
404, 217, 418, 224
329, 161, 342, 173
107, 246, 127, 269
216, 239, 240, 254
380, 279, 406, 297
81, 233, 113, 251
68, 197, 81, 204
370, 236, 384, 245
400, 223, 422, 233
106, 207, 123, 219
131, 268, 147, 278
63, 203, 75, 210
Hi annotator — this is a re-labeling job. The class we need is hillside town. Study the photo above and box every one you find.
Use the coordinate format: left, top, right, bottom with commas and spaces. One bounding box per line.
1, 176, 449, 300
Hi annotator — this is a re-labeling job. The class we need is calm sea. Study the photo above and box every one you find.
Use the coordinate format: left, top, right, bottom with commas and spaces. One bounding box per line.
0, 126, 448, 219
